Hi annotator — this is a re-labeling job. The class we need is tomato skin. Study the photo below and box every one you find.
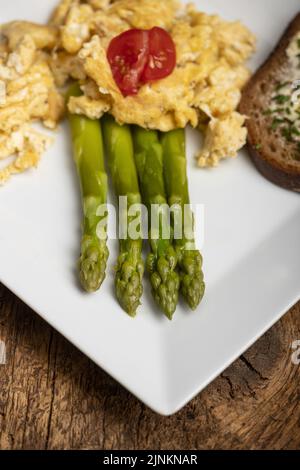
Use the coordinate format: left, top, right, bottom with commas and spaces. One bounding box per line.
107, 29, 149, 97
107, 27, 176, 96
141, 27, 176, 83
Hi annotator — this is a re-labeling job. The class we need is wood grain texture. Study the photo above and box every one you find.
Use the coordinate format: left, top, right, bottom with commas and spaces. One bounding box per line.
0, 283, 299, 450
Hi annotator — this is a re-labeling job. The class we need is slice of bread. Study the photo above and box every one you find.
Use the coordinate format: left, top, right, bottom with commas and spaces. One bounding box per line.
239, 13, 300, 192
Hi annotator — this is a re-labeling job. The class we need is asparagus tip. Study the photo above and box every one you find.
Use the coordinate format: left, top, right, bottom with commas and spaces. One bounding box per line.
149, 249, 180, 320
115, 249, 144, 317
79, 236, 108, 293
179, 250, 205, 310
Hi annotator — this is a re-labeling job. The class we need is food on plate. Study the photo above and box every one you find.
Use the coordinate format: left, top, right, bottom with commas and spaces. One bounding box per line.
132, 126, 180, 319
102, 115, 144, 317
67, 84, 109, 292
0, 0, 258, 318
161, 129, 205, 310
0, 23, 64, 184
107, 27, 177, 97
0, 0, 256, 185
1, 21, 58, 50
240, 13, 300, 192
51, 0, 256, 167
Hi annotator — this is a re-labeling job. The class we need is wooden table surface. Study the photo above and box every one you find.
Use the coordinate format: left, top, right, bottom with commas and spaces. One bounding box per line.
0, 283, 299, 450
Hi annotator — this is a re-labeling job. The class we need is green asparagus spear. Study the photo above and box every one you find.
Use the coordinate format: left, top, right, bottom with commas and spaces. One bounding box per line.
102, 115, 144, 317
160, 129, 205, 310
67, 84, 109, 293
132, 127, 180, 320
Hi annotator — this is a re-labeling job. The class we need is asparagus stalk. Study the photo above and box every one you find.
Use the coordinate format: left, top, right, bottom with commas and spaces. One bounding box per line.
132, 127, 180, 320
102, 115, 144, 317
67, 84, 109, 292
160, 129, 205, 310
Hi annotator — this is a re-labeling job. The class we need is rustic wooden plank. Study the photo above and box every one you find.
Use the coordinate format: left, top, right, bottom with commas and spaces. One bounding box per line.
0, 284, 56, 450
0, 283, 299, 450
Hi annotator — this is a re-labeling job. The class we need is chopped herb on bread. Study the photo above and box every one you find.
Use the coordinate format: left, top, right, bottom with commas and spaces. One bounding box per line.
240, 13, 300, 192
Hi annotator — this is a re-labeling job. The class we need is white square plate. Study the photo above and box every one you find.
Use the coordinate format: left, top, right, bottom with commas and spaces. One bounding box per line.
1, 0, 300, 415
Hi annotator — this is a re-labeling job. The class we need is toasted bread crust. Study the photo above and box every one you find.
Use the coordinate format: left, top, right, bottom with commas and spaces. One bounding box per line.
240, 12, 300, 192
248, 144, 300, 192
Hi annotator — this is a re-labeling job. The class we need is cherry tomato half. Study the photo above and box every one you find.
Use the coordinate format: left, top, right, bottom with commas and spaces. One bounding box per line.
107, 29, 149, 97
107, 27, 176, 97
141, 27, 176, 83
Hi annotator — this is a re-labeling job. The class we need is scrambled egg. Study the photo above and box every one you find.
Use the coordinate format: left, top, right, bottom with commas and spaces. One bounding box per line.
0, 0, 256, 184
49, 0, 255, 167
0, 23, 63, 184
